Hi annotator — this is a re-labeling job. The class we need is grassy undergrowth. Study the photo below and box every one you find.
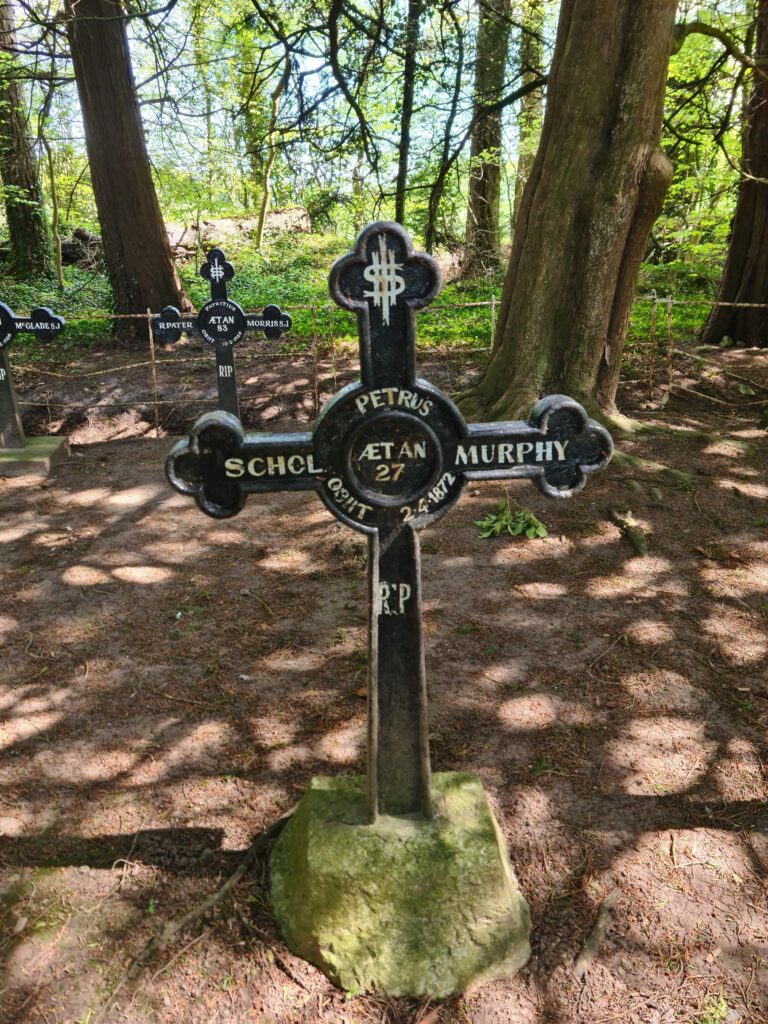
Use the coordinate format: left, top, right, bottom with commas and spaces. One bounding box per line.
0, 232, 719, 366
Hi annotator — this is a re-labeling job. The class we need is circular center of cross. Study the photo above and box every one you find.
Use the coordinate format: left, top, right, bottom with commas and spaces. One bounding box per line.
345, 411, 441, 506
197, 299, 245, 347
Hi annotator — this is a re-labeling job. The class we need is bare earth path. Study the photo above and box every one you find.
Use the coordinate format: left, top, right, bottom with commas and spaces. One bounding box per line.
0, 345, 766, 1023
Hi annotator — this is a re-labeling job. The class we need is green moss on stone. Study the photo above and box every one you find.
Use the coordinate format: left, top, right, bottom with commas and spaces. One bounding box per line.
269, 772, 531, 997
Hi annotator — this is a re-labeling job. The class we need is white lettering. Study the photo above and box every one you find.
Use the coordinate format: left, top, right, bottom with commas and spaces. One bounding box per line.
267, 455, 286, 475
377, 582, 412, 615
225, 457, 244, 478
516, 442, 534, 461
247, 457, 266, 476
218, 365, 234, 378
554, 440, 569, 459
287, 455, 305, 474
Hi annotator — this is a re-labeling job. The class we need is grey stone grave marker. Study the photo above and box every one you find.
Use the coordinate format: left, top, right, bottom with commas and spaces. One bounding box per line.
165, 222, 613, 996
152, 248, 291, 418
0, 300, 68, 475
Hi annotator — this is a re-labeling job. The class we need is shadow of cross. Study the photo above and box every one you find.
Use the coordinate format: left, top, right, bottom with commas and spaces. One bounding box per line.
166, 222, 613, 822
152, 247, 291, 418
0, 300, 64, 448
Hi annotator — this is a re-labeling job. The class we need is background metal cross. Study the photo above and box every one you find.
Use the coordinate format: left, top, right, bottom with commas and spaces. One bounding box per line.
0, 300, 64, 449
152, 248, 291, 418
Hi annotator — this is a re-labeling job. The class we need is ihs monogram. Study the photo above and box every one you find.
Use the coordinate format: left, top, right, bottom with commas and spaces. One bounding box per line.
363, 234, 406, 326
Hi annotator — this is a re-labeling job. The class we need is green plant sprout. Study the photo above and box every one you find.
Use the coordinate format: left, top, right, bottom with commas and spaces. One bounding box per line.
474, 495, 548, 540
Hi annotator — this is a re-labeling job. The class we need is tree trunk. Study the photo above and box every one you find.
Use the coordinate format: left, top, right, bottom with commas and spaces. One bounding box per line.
394, 0, 422, 225
0, 0, 51, 278
701, 0, 768, 347
459, 0, 677, 422
65, 0, 189, 335
462, 0, 511, 276
255, 57, 289, 252
511, 0, 544, 236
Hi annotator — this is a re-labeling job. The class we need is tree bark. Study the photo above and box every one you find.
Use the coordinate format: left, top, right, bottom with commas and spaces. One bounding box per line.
0, 0, 51, 278
511, 0, 544, 235
459, 0, 677, 421
462, 0, 511, 276
394, 0, 422, 225
65, 0, 189, 335
701, 0, 768, 347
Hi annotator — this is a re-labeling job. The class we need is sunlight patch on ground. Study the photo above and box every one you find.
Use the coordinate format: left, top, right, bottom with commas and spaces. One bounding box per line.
105, 484, 164, 507
702, 608, 766, 665
66, 486, 113, 507
32, 741, 136, 783
61, 565, 111, 586
151, 722, 230, 778
714, 477, 768, 499
700, 439, 753, 458
700, 559, 768, 599
586, 557, 686, 599
0, 614, 17, 638
498, 694, 595, 730
606, 717, 716, 795
621, 670, 711, 715
0, 712, 62, 752
710, 738, 768, 802
258, 548, 312, 571
315, 722, 364, 764
112, 565, 174, 584
508, 582, 568, 599
260, 650, 324, 674
202, 528, 247, 545
0, 520, 38, 543
624, 619, 675, 645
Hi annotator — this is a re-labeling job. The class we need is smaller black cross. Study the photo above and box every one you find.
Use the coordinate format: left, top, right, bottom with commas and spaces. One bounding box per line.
166, 223, 613, 823
152, 248, 292, 418
0, 300, 64, 449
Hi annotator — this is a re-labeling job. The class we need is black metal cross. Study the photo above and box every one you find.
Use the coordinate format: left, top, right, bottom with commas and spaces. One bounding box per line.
166, 222, 613, 822
152, 248, 292, 418
0, 300, 64, 449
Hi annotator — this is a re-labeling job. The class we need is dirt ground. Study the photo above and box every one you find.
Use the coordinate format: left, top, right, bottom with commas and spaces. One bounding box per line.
1, 339, 767, 1024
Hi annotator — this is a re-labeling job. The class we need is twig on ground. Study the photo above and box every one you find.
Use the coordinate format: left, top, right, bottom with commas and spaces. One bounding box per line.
573, 888, 620, 979
91, 806, 295, 1021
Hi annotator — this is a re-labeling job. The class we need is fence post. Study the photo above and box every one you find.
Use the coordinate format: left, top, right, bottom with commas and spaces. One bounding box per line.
647, 290, 658, 401
147, 309, 160, 438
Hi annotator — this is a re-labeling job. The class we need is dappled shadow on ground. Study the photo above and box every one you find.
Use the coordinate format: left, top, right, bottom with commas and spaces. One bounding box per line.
0, 352, 766, 1023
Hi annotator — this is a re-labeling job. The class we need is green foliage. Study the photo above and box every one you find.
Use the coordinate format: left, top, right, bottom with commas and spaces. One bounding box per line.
694, 995, 730, 1024
474, 496, 548, 540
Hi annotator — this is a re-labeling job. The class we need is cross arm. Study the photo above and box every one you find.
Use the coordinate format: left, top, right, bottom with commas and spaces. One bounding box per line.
166, 411, 324, 519
1, 301, 64, 347
458, 395, 613, 498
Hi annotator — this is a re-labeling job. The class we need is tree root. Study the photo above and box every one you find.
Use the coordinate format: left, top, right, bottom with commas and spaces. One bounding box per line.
92, 806, 295, 1021
573, 888, 620, 979
608, 509, 650, 556
610, 450, 694, 488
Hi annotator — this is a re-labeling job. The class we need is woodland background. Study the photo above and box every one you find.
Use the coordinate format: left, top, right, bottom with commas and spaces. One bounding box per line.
0, 0, 765, 424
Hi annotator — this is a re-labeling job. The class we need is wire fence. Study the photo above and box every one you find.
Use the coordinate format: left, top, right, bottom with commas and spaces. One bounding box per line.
10, 292, 768, 436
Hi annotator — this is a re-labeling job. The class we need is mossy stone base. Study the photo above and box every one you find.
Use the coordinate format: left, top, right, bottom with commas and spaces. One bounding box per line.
0, 436, 68, 476
269, 772, 531, 997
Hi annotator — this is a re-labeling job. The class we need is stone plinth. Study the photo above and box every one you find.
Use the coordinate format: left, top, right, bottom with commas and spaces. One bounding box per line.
0, 436, 69, 476
269, 772, 531, 997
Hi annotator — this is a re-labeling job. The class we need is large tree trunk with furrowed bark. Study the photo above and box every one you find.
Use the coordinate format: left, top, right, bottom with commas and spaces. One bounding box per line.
459, 0, 676, 422
65, 0, 189, 337
0, 0, 51, 278
701, 0, 768, 348
511, 0, 544, 237
462, 0, 511, 276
